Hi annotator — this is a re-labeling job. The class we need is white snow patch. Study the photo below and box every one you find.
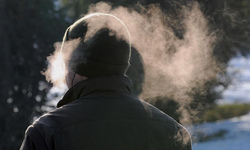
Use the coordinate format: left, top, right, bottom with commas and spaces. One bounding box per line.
187, 112, 250, 150
217, 54, 250, 105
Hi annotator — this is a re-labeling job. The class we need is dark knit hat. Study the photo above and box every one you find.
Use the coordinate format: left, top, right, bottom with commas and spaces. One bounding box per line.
62, 15, 131, 77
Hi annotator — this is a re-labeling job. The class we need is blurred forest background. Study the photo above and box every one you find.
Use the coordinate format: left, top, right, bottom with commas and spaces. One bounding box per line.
0, 0, 249, 149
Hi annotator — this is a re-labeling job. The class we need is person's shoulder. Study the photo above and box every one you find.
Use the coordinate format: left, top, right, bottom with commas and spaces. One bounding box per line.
31, 104, 74, 133
139, 100, 177, 123
31, 101, 88, 130
26, 109, 63, 144
29, 113, 56, 136
138, 100, 192, 149
172, 123, 192, 150
23, 111, 62, 150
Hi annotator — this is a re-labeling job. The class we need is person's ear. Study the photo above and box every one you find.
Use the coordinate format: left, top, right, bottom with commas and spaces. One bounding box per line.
65, 69, 75, 88
73, 74, 88, 86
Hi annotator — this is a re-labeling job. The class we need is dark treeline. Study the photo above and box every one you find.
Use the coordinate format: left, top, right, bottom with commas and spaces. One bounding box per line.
0, 0, 68, 149
0, 0, 249, 149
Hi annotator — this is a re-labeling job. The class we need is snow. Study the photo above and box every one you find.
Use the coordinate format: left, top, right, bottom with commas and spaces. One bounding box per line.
217, 54, 250, 105
188, 112, 250, 150
46, 85, 67, 106
190, 55, 250, 150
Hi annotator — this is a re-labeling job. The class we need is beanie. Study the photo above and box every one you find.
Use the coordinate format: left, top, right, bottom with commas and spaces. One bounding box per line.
62, 14, 131, 77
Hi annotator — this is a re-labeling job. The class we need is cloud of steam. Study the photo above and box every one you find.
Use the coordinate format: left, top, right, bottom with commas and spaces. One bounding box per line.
43, 38, 81, 88
43, 2, 220, 124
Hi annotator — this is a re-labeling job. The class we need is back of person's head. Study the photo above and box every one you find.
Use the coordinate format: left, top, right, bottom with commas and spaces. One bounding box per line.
62, 14, 131, 78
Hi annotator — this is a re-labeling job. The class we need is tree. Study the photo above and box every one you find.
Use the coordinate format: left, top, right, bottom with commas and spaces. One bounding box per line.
0, 0, 68, 149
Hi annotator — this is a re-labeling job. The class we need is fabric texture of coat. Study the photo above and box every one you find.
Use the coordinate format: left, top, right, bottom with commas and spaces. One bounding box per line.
20, 76, 192, 150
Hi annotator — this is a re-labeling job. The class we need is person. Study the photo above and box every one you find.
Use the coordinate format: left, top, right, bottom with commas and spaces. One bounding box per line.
20, 13, 192, 150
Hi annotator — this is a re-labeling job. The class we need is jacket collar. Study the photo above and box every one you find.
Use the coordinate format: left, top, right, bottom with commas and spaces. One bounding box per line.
57, 75, 133, 108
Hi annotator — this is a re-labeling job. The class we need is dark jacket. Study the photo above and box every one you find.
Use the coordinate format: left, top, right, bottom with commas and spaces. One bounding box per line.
20, 76, 192, 150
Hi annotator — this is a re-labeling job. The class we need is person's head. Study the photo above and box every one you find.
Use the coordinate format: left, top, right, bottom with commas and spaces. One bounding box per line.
61, 14, 131, 88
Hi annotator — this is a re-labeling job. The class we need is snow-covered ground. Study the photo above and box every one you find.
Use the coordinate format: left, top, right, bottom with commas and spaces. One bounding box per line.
190, 54, 250, 150
188, 112, 250, 150
217, 54, 250, 105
